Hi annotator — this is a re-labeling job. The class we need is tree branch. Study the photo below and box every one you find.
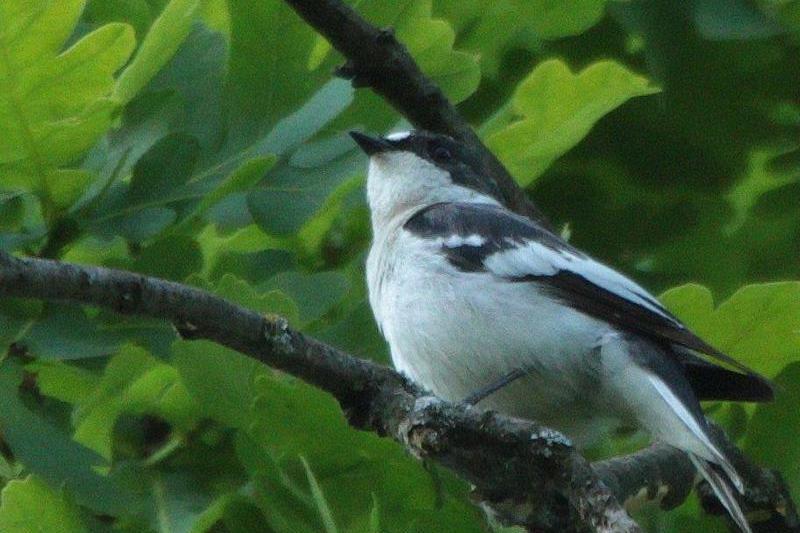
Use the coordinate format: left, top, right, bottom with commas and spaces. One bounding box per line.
0, 250, 629, 532
1, 252, 797, 532
281, 0, 551, 227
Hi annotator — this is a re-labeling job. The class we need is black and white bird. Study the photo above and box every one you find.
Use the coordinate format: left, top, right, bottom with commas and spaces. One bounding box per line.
351, 129, 773, 533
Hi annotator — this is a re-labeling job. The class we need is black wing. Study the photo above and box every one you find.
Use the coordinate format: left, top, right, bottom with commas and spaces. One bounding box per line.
405, 202, 773, 402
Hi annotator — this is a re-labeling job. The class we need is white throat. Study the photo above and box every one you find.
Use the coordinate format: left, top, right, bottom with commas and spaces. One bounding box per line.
366, 151, 499, 234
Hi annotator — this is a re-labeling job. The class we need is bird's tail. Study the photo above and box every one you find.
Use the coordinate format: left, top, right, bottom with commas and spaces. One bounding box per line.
688, 453, 751, 533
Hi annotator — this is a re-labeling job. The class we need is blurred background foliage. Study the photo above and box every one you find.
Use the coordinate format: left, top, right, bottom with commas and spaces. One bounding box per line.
0, 0, 798, 531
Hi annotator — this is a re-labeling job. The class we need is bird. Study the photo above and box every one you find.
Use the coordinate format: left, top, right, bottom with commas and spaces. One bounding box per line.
350, 129, 773, 533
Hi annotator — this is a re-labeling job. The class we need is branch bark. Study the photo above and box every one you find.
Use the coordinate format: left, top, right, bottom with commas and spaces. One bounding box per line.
1, 252, 797, 532
282, 0, 551, 228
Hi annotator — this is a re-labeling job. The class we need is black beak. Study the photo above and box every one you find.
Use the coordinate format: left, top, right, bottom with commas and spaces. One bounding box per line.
349, 131, 393, 156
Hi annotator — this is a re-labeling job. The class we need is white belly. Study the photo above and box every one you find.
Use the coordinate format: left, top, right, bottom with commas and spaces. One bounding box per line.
367, 230, 618, 443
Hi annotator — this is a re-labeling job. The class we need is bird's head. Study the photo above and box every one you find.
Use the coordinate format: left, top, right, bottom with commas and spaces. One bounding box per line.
350, 130, 502, 226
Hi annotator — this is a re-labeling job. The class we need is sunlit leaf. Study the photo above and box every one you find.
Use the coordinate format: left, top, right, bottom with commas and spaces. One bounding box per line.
45, 169, 95, 211
660, 282, 800, 377
487, 59, 659, 186
115, 0, 204, 103
70, 345, 196, 459
0, 476, 86, 533
0, 0, 134, 179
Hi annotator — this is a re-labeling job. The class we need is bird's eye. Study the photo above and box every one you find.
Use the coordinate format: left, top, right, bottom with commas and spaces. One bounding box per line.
432, 145, 452, 163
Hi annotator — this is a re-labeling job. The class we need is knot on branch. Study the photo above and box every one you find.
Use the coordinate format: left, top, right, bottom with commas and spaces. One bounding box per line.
334, 27, 405, 88
398, 396, 448, 459
593, 444, 695, 511
376, 27, 396, 45
262, 315, 292, 350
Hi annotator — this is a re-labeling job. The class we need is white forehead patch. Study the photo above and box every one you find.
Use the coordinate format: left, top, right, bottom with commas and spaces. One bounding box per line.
386, 130, 412, 141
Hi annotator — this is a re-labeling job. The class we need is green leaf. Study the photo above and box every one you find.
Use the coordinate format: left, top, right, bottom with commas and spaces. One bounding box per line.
209, 248, 296, 286
315, 303, 389, 363
26, 360, 100, 405
102, 206, 177, 242
22, 303, 125, 359
261, 271, 349, 325
127, 132, 200, 205
214, 274, 299, 324
394, 0, 480, 103
0, 476, 86, 533
172, 278, 298, 425
487, 59, 659, 186
725, 148, 800, 232
317, 0, 479, 103
300, 457, 339, 533
0, 1, 135, 177
84, 91, 182, 201
0, 192, 26, 231
132, 236, 203, 281
85, 0, 156, 41
247, 134, 362, 236
435, 0, 609, 75
173, 340, 269, 428
694, 0, 784, 40
146, 24, 229, 151
45, 169, 95, 211
660, 282, 800, 377
115, 0, 204, 104
148, 471, 217, 533
0, 298, 41, 349
251, 79, 354, 158
0, 360, 132, 515
523, 0, 609, 39
71, 345, 196, 460
744, 362, 800, 502
658, 284, 716, 330
225, 0, 328, 141
176, 156, 276, 233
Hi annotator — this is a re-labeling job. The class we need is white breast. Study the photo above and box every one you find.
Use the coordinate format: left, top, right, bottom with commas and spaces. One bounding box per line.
366, 224, 617, 441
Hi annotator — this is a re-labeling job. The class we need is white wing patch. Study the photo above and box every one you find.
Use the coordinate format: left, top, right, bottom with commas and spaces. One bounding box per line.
440, 234, 485, 248
483, 239, 678, 324
386, 130, 412, 141
484, 241, 561, 278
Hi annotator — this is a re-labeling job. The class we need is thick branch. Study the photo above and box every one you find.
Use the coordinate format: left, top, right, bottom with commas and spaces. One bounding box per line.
282, 0, 550, 227
2, 252, 797, 532
2, 251, 625, 532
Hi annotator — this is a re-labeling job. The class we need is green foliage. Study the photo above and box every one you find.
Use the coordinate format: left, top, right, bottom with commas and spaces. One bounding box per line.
114, 0, 205, 104
0, 1, 798, 532
661, 283, 800, 378
486, 59, 659, 185
0, 476, 86, 533
435, 0, 611, 75
0, 0, 134, 209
